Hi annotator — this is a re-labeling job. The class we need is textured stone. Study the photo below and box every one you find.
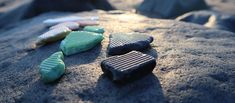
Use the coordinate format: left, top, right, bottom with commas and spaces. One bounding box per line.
60, 31, 104, 56
101, 51, 156, 82
36, 26, 71, 46
39, 51, 65, 83
49, 22, 80, 30
108, 32, 153, 56
83, 26, 105, 34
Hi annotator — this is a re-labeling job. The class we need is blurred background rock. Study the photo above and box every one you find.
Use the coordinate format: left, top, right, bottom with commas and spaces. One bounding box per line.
0, 0, 234, 32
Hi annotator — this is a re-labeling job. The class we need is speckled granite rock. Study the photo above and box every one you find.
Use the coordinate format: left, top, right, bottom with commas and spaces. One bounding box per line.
0, 10, 234, 103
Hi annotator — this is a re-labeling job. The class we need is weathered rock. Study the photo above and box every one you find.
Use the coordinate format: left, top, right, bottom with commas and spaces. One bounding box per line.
101, 51, 156, 82
39, 51, 65, 83
137, 0, 208, 18
0, 11, 235, 103
107, 32, 153, 56
60, 31, 104, 56
176, 10, 235, 33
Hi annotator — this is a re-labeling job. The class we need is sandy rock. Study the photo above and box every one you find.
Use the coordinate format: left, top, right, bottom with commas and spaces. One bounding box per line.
0, 11, 235, 103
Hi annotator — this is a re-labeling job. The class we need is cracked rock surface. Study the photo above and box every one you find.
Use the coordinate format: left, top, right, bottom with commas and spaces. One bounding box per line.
0, 11, 235, 103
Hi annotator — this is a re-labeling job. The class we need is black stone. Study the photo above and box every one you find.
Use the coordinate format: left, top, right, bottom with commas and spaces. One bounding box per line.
101, 51, 156, 83
107, 33, 153, 56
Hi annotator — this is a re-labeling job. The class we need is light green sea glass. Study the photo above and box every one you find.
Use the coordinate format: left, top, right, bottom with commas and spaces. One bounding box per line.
60, 31, 104, 56
39, 51, 65, 83
83, 26, 105, 34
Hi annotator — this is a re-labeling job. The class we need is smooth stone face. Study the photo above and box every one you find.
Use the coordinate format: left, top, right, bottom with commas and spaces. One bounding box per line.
83, 26, 105, 34
49, 22, 80, 30
36, 26, 71, 46
77, 20, 99, 27
108, 32, 153, 56
60, 31, 104, 56
39, 51, 65, 83
101, 51, 156, 83
43, 16, 99, 27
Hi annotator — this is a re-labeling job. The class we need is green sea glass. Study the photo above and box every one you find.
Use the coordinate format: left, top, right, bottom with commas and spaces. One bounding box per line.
83, 26, 105, 34
60, 31, 104, 56
39, 51, 65, 83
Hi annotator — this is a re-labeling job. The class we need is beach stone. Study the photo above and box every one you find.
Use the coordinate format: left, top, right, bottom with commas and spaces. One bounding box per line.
76, 20, 99, 27
83, 26, 105, 34
60, 31, 104, 56
49, 22, 80, 30
0, 11, 235, 103
36, 26, 71, 46
176, 10, 235, 33
39, 51, 65, 83
43, 16, 99, 27
101, 51, 156, 82
108, 32, 153, 56
137, 0, 208, 18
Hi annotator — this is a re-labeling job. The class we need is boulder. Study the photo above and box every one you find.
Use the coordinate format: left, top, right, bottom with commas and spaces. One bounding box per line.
176, 10, 235, 33
137, 0, 208, 18
0, 10, 235, 103
22, 0, 114, 19
0, 0, 113, 29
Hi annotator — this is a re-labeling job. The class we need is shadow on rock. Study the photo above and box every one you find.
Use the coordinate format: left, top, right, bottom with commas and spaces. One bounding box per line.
76, 74, 166, 103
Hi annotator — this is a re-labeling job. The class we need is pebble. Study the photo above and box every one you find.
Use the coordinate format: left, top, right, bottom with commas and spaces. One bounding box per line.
77, 20, 99, 27
43, 16, 99, 27
39, 51, 65, 83
83, 26, 105, 34
49, 22, 80, 30
101, 51, 156, 83
36, 26, 71, 46
107, 32, 153, 56
60, 31, 104, 56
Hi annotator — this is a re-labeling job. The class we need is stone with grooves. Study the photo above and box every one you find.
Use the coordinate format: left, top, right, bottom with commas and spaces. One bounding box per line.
83, 26, 105, 34
36, 26, 71, 46
39, 51, 65, 83
108, 33, 153, 56
60, 31, 104, 56
101, 51, 156, 82
50, 22, 80, 30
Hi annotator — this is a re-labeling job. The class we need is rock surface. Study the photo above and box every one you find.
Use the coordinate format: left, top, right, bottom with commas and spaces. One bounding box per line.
0, 10, 235, 103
